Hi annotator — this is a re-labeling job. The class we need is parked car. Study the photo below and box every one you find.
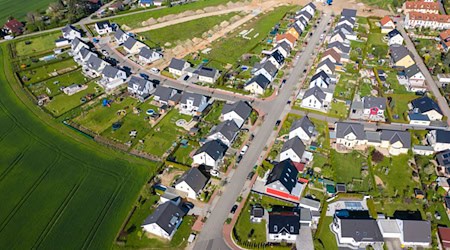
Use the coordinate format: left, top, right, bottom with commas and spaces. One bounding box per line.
151, 68, 160, 74
240, 145, 249, 155
139, 73, 149, 79
183, 202, 194, 210
230, 204, 238, 214
275, 120, 281, 126
236, 155, 243, 163
249, 133, 255, 141
247, 171, 255, 180
183, 75, 190, 81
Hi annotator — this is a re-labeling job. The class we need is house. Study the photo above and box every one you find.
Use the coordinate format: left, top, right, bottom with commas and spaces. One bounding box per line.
437, 150, 450, 173
95, 20, 113, 35
168, 58, 190, 76
401, 220, 431, 248
244, 74, 271, 95
403, 1, 439, 14
300, 86, 332, 111
321, 49, 341, 64
174, 167, 209, 200
139, 46, 163, 64
296, 10, 313, 23
179, 92, 208, 116
286, 26, 300, 40
337, 16, 356, 29
289, 116, 315, 143
299, 197, 321, 212
195, 66, 219, 84
3, 18, 24, 35
265, 160, 302, 202
193, 140, 228, 169
108, 1, 124, 11
141, 201, 186, 240
114, 29, 129, 44
153, 85, 177, 105
404, 64, 426, 91
404, 11, 450, 30
309, 71, 332, 88
336, 122, 366, 148
100, 65, 127, 90
279, 137, 307, 163
438, 227, 450, 250
253, 60, 278, 82
408, 112, 431, 126
411, 96, 443, 121
440, 29, 450, 52
76, 47, 95, 65
250, 204, 265, 223
264, 50, 285, 69
159, 190, 181, 205
387, 29, 404, 46
71, 37, 90, 55
380, 130, 411, 155
267, 211, 300, 243
335, 23, 355, 39
127, 76, 155, 101
362, 96, 387, 122
85, 55, 110, 77
328, 41, 350, 56
139, 0, 154, 7
315, 58, 335, 75
413, 145, 434, 156
207, 120, 240, 147
332, 215, 384, 248
62, 84, 87, 95
123, 37, 147, 54
62, 25, 82, 40
380, 16, 395, 33
329, 30, 347, 44
302, 2, 316, 16
273, 41, 292, 58
341, 8, 357, 19
221, 100, 252, 128
55, 38, 70, 47
275, 33, 296, 49
427, 130, 450, 152
389, 45, 415, 68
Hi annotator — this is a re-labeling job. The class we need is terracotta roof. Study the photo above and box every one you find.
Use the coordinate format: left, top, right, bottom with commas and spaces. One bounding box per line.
408, 11, 450, 23
440, 29, 450, 40
293, 162, 305, 172
438, 227, 450, 248
4, 18, 23, 34
380, 16, 393, 26
405, 1, 439, 11
322, 48, 341, 62
276, 33, 297, 45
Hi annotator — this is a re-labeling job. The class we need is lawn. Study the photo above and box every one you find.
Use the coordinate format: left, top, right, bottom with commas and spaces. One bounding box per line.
0, 0, 54, 26
359, 81, 373, 97
171, 140, 199, 165
20, 59, 79, 85
233, 196, 267, 246
331, 150, 370, 192
203, 100, 224, 124
384, 93, 416, 123
28, 70, 91, 97
329, 102, 348, 119
0, 44, 157, 248
74, 97, 140, 134
15, 31, 60, 56
367, 33, 387, 46
334, 74, 358, 101
314, 216, 338, 250
139, 13, 237, 48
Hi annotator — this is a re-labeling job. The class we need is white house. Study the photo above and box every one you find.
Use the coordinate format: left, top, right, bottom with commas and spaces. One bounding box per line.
141, 201, 186, 240
329, 30, 347, 44
411, 96, 443, 121
336, 122, 367, 148
387, 29, 404, 46
302, 2, 316, 16
362, 96, 387, 122
123, 37, 147, 54
408, 113, 431, 126
378, 219, 431, 248
75, 47, 95, 65
195, 66, 219, 84
300, 86, 332, 112
95, 20, 113, 35
71, 37, 90, 55
138, 47, 163, 64
174, 168, 208, 200
289, 116, 315, 143
244, 74, 271, 95
84, 55, 110, 77
315, 59, 335, 75
380, 130, 411, 155
62, 25, 82, 40
309, 71, 332, 88
207, 120, 240, 147
114, 29, 129, 44
267, 212, 300, 243
100, 65, 127, 90
427, 130, 450, 152
254, 60, 278, 82
168, 58, 190, 76
404, 11, 450, 30
380, 16, 395, 33
279, 136, 313, 163
179, 92, 208, 116
404, 64, 426, 91
55, 38, 70, 47
299, 197, 321, 212
221, 100, 252, 128
127, 75, 155, 101
332, 215, 384, 248
192, 140, 228, 169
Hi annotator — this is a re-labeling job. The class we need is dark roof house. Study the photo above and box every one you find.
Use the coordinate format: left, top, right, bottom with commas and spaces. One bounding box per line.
175, 167, 209, 194
195, 139, 228, 160
265, 160, 299, 193
141, 201, 186, 236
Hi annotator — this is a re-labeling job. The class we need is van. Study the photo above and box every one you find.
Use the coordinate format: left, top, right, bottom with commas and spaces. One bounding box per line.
240, 145, 249, 155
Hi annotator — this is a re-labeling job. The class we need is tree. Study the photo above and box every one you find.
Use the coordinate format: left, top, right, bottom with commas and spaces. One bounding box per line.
371, 150, 384, 163
392, 0, 399, 8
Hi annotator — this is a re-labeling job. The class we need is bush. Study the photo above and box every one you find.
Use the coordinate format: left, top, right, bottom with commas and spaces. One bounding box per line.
371, 150, 384, 163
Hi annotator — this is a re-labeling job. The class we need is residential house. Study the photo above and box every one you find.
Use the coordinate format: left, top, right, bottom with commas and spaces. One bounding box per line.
315, 58, 335, 75
329, 30, 347, 44
141, 201, 186, 240
300, 86, 332, 111
168, 58, 190, 76
62, 25, 82, 40
404, 64, 426, 91
296, 10, 313, 23
337, 16, 356, 29
411, 96, 443, 121
62, 84, 87, 95
401, 220, 432, 248
438, 227, 450, 250
436, 150, 450, 175
153, 85, 177, 105
336, 122, 366, 148
299, 197, 321, 212
195, 66, 219, 84
387, 29, 404, 46
265, 160, 302, 202
427, 130, 450, 152
250, 204, 265, 223
207, 120, 240, 147
264, 50, 285, 70
267, 211, 300, 243
179, 92, 208, 116
174, 167, 209, 200
286, 26, 300, 40
335, 23, 356, 40
159, 190, 181, 205
321, 48, 341, 64
100, 65, 127, 90
139, 0, 154, 7
275, 33, 296, 49
309, 70, 332, 88
279, 136, 312, 163
139, 46, 163, 64
332, 215, 384, 248
71, 37, 90, 55
289, 116, 315, 143
114, 29, 129, 44
193, 139, 228, 169
404, 12, 450, 30
55, 38, 70, 47
3, 18, 24, 35
341, 8, 357, 19
244, 74, 271, 95
440, 29, 450, 52
221, 101, 252, 128
253, 60, 278, 82
403, 1, 439, 14
328, 41, 351, 56
389, 45, 415, 68
302, 2, 316, 16
408, 112, 431, 126
95, 20, 113, 35
85, 55, 110, 77
380, 15, 395, 33
362, 96, 387, 122
108, 1, 124, 11
380, 130, 411, 155
127, 75, 155, 101
123, 37, 147, 54
76, 47, 96, 65
273, 41, 292, 58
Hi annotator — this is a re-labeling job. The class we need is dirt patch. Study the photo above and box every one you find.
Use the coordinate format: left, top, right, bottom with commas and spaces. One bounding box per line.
160, 169, 185, 187
374, 175, 385, 187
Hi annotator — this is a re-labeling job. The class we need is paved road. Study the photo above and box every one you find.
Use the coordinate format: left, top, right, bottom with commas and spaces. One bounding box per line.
193, 13, 333, 250
397, 21, 450, 127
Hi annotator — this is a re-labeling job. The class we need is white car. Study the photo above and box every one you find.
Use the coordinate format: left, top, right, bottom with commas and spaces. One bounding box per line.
240, 145, 249, 155
151, 68, 160, 74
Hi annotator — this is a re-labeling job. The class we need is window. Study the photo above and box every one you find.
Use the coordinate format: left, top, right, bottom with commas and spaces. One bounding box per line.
274, 225, 278, 232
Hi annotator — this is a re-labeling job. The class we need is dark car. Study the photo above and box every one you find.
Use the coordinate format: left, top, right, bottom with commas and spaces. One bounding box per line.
287, 100, 291, 105
236, 155, 243, 164
183, 202, 194, 210
303, 69, 307, 73
249, 133, 255, 141
139, 73, 149, 79
183, 75, 190, 81
247, 171, 255, 180
275, 120, 281, 126
281, 79, 287, 84
230, 204, 238, 214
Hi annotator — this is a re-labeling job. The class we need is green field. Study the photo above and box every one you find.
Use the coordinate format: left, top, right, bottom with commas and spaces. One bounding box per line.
15, 32, 60, 56
139, 13, 237, 48
0, 0, 54, 25
28, 69, 90, 97
0, 44, 158, 248
20, 59, 79, 85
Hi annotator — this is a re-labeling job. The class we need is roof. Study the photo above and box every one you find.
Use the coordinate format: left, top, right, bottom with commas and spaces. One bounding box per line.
292, 23, 303, 35
180, 92, 205, 107
79, 47, 93, 60
440, 29, 450, 41
195, 66, 218, 78
277, 41, 292, 55
265, 160, 299, 193
221, 101, 252, 120
438, 227, 450, 248
340, 219, 383, 242
245, 74, 270, 90
380, 15, 393, 26
270, 50, 285, 65
408, 112, 430, 121
123, 37, 139, 50
102, 65, 121, 78
275, 33, 296, 45
339, 16, 356, 26
95, 20, 111, 29
257, 60, 278, 77
268, 212, 300, 234
387, 29, 402, 39
363, 96, 386, 109
335, 23, 353, 34
281, 136, 306, 157
380, 130, 411, 148
322, 48, 341, 62
377, 219, 401, 235
336, 122, 365, 140
331, 29, 346, 41
389, 45, 412, 63
437, 150, 450, 167
114, 29, 127, 40
405, 1, 439, 11
169, 58, 188, 71
407, 11, 450, 24
195, 139, 228, 160
250, 204, 264, 218
4, 18, 23, 34
317, 58, 335, 73
62, 25, 80, 35
303, 86, 326, 102
290, 116, 315, 138
175, 167, 208, 193
299, 208, 312, 222
411, 96, 442, 115
366, 131, 381, 143
327, 41, 350, 54
402, 220, 431, 243
298, 10, 313, 20
310, 70, 331, 86
71, 37, 88, 49
87, 55, 108, 71
305, 2, 316, 10
404, 64, 422, 78
341, 8, 357, 18
128, 76, 149, 91
209, 120, 240, 141
434, 130, 450, 144
299, 197, 321, 210
142, 201, 186, 235
154, 85, 174, 101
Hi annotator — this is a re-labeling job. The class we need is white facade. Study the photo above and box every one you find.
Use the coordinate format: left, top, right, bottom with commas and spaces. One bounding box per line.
336, 133, 367, 148
244, 82, 265, 95
179, 97, 207, 116
289, 127, 311, 142
169, 62, 189, 76
95, 23, 113, 35
55, 39, 70, 47
405, 14, 450, 30
428, 130, 450, 152
309, 77, 329, 88
198, 74, 218, 84
223, 111, 246, 128
268, 232, 297, 243
315, 64, 333, 75
389, 35, 404, 46
142, 221, 181, 240
139, 50, 163, 64
62, 28, 81, 40
175, 181, 198, 200
254, 68, 275, 82
424, 110, 443, 121
124, 41, 147, 54
193, 152, 221, 169
279, 148, 301, 163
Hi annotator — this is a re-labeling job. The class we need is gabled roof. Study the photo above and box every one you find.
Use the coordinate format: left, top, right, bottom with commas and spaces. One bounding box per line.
331, 30, 346, 41
281, 136, 306, 158
290, 116, 315, 138
335, 23, 353, 34
292, 23, 303, 35
340, 219, 383, 242
139, 46, 159, 59
403, 220, 431, 244
298, 10, 312, 20
438, 227, 450, 248
305, 2, 316, 10
268, 212, 300, 234
436, 150, 450, 167
434, 130, 450, 144
303, 86, 326, 102
123, 37, 139, 50
251, 204, 264, 218
180, 92, 205, 107
86, 55, 108, 71
142, 201, 186, 235
341, 8, 357, 18
270, 50, 285, 65
322, 49, 341, 63
257, 60, 278, 77
327, 41, 350, 54
209, 120, 240, 141
154, 85, 174, 101
317, 58, 335, 73
79, 47, 94, 60
102, 65, 121, 78
363, 96, 386, 109
405, 1, 439, 11
277, 41, 292, 55
310, 70, 331, 85
440, 29, 450, 41
4, 18, 23, 34
389, 45, 412, 63
404, 64, 422, 78
245, 74, 271, 90
221, 101, 252, 120
380, 130, 411, 148
128, 76, 150, 91
195, 139, 228, 160
175, 167, 208, 193
275, 33, 296, 45
169, 58, 188, 70
336, 122, 365, 140
195, 66, 218, 78
411, 96, 442, 115
339, 16, 356, 26
265, 160, 298, 193
62, 25, 80, 35
95, 20, 111, 29
380, 15, 393, 26
114, 29, 127, 41
387, 29, 402, 39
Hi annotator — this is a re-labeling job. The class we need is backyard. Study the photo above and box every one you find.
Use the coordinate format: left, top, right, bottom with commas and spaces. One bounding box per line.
20, 58, 79, 85
15, 32, 60, 56
27, 70, 90, 97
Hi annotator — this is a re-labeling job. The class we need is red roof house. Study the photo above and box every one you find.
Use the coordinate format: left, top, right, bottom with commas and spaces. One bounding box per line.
3, 18, 24, 35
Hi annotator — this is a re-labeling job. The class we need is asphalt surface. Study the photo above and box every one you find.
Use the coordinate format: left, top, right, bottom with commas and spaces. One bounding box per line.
193, 13, 333, 250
